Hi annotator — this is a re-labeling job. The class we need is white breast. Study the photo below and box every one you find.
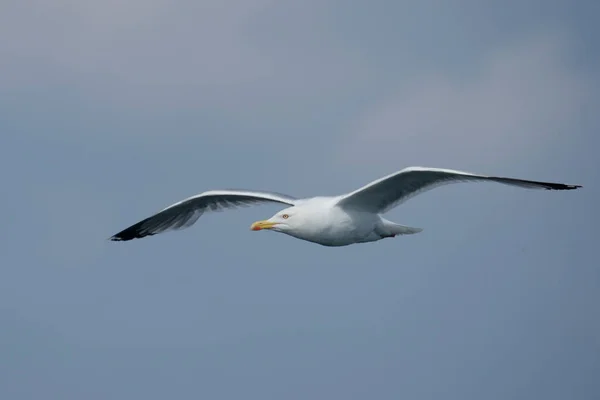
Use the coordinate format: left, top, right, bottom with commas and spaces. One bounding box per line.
288, 199, 381, 246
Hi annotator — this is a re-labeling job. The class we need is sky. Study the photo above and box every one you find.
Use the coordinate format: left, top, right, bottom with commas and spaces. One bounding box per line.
1, 0, 599, 399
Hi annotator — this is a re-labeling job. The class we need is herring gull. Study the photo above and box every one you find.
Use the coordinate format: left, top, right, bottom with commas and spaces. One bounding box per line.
109, 166, 581, 247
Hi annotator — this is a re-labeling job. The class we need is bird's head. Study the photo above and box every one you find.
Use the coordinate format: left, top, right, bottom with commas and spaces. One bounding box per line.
250, 207, 300, 234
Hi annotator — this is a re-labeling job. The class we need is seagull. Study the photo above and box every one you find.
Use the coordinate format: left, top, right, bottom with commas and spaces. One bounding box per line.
109, 166, 581, 247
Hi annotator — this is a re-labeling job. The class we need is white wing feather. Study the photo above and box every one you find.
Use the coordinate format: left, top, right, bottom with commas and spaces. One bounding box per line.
336, 166, 581, 214
110, 189, 297, 241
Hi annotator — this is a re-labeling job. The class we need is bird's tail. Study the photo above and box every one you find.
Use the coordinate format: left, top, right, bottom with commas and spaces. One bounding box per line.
380, 218, 423, 236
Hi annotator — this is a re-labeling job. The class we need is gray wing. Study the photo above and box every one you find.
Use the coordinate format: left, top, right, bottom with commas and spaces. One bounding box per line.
109, 189, 297, 241
336, 166, 581, 214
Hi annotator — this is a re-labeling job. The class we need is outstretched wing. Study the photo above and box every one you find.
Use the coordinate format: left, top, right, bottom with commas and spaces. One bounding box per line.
336, 166, 581, 214
109, 189, 297, 241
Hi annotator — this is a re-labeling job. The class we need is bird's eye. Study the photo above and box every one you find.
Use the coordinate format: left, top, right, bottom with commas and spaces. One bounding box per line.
282, 214, 289, 219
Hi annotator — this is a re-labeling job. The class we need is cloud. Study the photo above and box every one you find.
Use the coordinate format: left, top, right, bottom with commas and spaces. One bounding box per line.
338, 32, 593, 173
1, 0, 369, 110
1, 0, 272, 85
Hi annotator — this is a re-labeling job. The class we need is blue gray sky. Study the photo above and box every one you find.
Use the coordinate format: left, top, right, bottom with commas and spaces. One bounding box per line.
1, 1, 599, 399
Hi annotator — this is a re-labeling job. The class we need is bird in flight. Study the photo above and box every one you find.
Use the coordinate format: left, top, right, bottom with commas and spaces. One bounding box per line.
109, 166, 581, 247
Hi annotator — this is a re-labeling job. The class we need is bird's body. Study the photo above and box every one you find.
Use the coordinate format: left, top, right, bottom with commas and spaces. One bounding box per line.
110, 167, 581, 247
269, 197, 420, 246
270, 197, 374, 246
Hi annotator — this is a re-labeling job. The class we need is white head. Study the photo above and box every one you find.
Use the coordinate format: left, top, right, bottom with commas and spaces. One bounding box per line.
249, 197, 338, 243
250, 207, 302, 235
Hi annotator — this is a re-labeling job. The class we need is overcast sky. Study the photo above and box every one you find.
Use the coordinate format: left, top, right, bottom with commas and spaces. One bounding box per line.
1, 1, 598, 399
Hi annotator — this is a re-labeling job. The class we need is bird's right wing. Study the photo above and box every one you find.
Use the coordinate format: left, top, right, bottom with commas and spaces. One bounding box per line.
109, 190, 297, 241
336, 166, 581, 214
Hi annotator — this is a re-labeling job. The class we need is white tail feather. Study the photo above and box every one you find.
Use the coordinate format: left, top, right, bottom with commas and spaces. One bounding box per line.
379, 218, 423, 236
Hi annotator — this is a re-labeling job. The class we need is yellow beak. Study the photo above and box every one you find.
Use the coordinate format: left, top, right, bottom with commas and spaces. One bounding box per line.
250, 220, 277, 231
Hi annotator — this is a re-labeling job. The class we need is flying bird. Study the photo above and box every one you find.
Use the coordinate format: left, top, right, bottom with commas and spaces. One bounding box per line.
109, 167, 581, 247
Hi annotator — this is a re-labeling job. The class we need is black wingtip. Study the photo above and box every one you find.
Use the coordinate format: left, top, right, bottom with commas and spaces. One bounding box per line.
545, 183, 582, 190
493, 176, 583, 191
108, 234, 131, 242
108, 230, 156, 242
108, 218, 156, 242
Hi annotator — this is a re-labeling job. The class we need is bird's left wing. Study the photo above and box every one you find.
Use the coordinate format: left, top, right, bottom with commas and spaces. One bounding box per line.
336, 166, 581, 214
109, 189, 297, 241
